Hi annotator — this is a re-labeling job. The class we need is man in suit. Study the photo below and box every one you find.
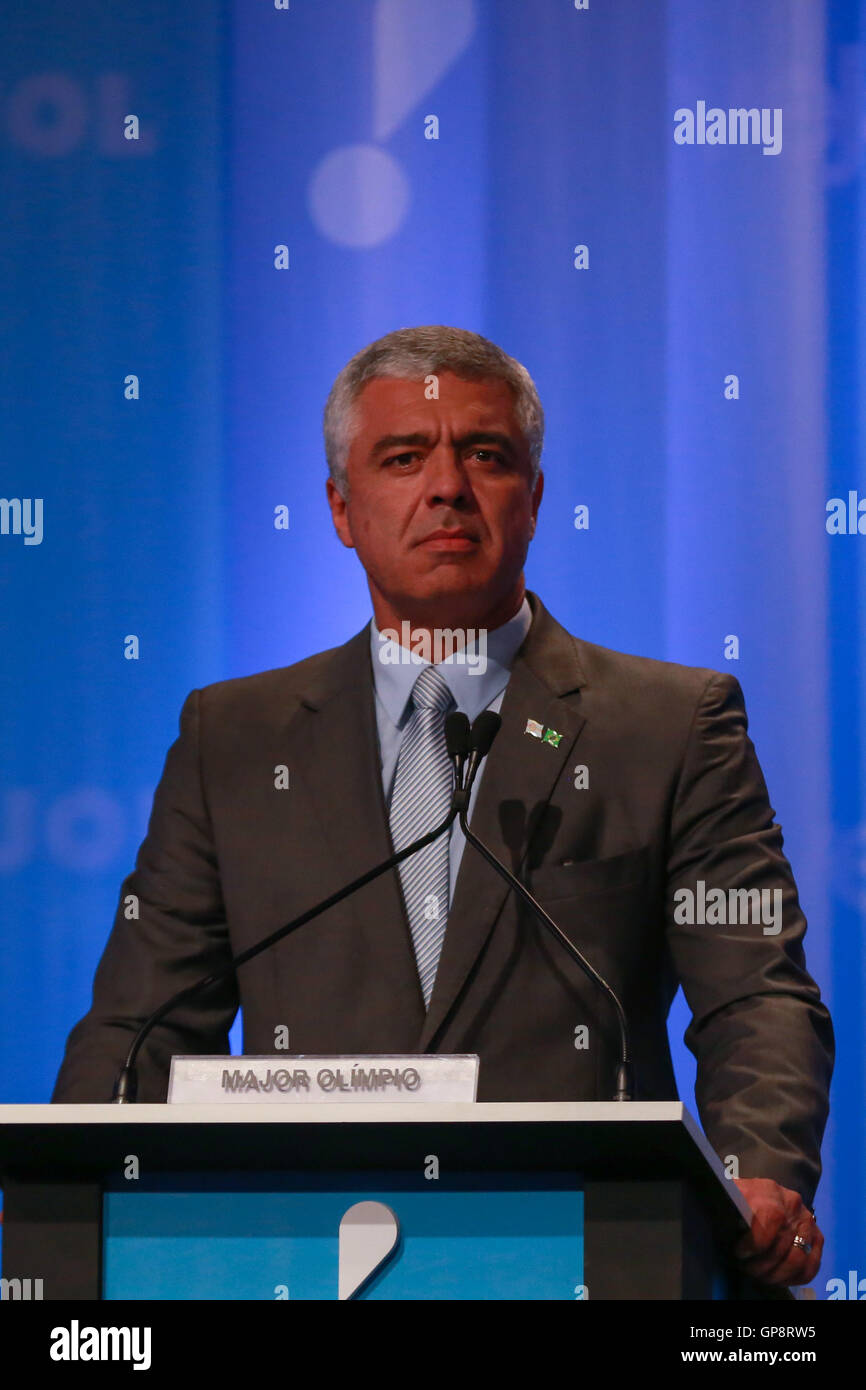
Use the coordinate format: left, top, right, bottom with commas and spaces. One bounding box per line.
53, 325, 834, 1290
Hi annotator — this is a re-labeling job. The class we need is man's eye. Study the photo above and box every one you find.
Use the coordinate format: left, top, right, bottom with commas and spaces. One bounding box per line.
470, 449, 505, 464
385, 453, 418, 466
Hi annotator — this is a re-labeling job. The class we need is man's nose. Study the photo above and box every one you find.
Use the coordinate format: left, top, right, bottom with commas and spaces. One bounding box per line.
423, 443, 469, 504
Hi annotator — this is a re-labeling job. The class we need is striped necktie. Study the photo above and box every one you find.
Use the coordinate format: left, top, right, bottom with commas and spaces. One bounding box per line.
388, 665, 456, 1008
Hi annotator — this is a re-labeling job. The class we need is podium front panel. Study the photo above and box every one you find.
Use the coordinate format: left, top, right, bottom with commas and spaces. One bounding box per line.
103, 1170, 585, 1300
0, 1102, 753, 1300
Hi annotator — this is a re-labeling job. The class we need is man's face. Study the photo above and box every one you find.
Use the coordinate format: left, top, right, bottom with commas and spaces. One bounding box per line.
326, 371, 543, 625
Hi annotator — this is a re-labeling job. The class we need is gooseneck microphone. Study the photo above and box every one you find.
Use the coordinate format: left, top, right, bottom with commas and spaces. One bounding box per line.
451, 709, 498, 813
115, 701, 634, 1104
444, 709, 472, 794
113, 764, 464, 1103
448, 710, 635, 1102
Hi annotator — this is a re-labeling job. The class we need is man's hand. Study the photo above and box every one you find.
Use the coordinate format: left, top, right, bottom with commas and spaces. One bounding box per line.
733, 1177, 823, 1287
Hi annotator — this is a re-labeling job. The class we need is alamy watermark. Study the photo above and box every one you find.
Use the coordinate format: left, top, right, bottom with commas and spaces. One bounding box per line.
377, 624, 487, 674
49, 1321, 151, 1370
674, 102, 782, 156
0, 497, 43, 545
673, 880, 782, 935
1, 1276, 43, 1300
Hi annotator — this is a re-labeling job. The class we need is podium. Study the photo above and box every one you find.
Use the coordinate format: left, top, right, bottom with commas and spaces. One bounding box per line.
0, 1100, 776, 1301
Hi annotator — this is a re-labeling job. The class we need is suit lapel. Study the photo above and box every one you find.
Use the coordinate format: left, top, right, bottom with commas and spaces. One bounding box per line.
278, 593, 589, 1049
287, 626, 424, 1012
418, 592, 588, 1050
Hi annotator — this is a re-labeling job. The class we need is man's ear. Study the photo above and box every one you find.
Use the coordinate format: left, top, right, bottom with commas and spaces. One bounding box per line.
531, 468, 544, 525
326, 475, 355, 549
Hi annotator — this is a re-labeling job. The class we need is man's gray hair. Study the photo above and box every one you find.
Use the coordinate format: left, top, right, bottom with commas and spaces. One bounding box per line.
323, 325, 544, 496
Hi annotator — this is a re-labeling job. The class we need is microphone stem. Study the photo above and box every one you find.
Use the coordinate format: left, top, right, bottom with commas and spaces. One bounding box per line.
114, 806, 458, 1102
458, 811, 634, 1102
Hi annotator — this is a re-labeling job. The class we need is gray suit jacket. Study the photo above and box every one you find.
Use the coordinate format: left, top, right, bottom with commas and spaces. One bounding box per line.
52, 590, 834, 1204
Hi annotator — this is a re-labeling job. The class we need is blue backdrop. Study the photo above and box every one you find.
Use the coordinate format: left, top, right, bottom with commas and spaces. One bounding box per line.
1, 0, 862, 1298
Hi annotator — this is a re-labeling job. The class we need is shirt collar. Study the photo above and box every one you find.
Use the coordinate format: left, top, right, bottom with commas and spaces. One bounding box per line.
370, 596, 533, 728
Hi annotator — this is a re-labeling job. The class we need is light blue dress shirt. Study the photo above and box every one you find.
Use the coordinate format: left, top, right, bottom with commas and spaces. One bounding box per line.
369, 597, 533, 907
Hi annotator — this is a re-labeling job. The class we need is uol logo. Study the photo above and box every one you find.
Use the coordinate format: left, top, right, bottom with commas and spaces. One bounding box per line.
308, 0, 477, 247
674, 101, 782, 156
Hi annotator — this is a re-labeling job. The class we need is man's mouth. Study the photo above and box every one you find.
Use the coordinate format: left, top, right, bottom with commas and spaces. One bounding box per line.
417, 529, 478, 551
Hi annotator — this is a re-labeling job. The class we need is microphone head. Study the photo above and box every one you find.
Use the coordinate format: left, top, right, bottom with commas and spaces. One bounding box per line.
445, 711, 472, 760
470, 710, 502, 759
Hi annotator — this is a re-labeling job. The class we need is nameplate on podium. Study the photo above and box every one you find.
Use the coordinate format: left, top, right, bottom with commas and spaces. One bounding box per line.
167, 1054, 480, 1104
